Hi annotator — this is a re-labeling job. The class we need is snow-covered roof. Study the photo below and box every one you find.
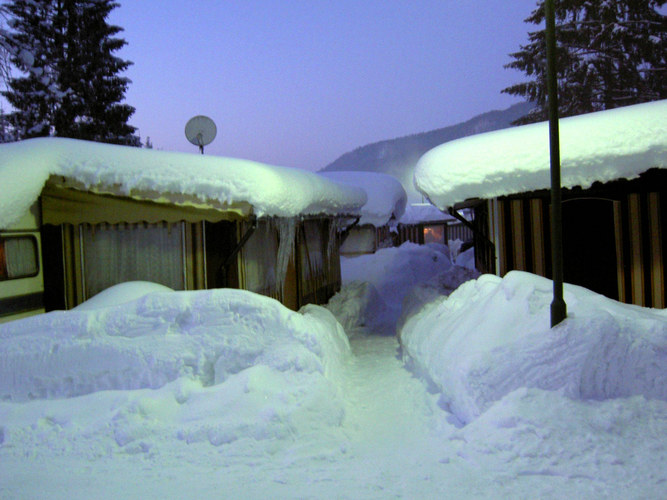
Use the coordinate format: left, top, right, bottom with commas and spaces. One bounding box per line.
414, 100, 667, 209
398, 203, 455, 225
0, 138, 367, 228
319, 171, 407, 226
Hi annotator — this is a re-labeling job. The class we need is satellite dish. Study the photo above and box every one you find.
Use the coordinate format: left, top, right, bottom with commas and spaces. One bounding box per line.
185, 115, 217, 154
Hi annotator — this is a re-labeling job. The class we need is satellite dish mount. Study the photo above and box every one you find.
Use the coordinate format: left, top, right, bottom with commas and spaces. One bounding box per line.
185, 115, 217, 154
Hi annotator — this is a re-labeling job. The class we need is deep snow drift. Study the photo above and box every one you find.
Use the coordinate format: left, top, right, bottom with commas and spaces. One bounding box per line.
1, 243, 666, 499
399, 270, 667, 425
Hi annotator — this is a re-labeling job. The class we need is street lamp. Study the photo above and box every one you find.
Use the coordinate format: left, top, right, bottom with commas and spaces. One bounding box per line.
545, 0, 567, 327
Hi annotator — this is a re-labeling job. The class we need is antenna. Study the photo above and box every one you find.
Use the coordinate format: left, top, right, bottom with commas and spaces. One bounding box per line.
185, 115, 217, 154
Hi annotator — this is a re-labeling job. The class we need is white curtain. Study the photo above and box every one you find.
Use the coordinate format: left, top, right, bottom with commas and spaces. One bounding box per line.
82, 222, 185, 298
4, 237, 38, 279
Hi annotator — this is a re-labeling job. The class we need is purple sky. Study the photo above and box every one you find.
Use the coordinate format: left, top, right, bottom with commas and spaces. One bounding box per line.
110, 1, 539, 171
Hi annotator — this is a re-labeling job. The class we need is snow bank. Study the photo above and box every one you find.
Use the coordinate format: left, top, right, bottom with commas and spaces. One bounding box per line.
0, 138, 367, 228
73, 281, 173, 311
448, 387, 667, 492
415, 100, 667, 209
399, 271, 667, 425
320, 171, 407, 226
329, 243, 478, 333
0, 288, 350, 402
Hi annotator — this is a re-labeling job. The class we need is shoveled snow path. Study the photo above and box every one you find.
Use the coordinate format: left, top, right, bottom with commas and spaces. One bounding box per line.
329, 329, 482, 497
342, 329, 440, 446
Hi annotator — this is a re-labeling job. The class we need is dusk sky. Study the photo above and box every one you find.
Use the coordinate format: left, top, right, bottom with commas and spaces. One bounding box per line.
108, 1, 540, 171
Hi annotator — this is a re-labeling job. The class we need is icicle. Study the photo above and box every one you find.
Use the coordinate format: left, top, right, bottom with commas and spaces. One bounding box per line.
275, 217, 296, 291
326, 218, 338, 262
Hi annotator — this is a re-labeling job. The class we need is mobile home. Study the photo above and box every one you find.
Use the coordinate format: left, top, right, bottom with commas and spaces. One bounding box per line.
414, 100, 667, 307
395, 203, 473, 247
0, 138, 365, 321
320, 171, 407, 256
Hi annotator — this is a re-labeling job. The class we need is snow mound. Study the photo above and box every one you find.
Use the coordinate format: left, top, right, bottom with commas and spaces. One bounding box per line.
330, 243, 478, 335
399, 271, 667, 425
326, 281, 391, 333
73, 281, 173, 310
342, 242, 453, 309
0, 288, 350, 402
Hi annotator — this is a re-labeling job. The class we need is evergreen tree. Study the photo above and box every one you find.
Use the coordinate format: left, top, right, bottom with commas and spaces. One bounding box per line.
503, 0, 666, 124
2, 0, 139, 144
2, 0, 59, 138
1, 5, 10, 82
1, 105, 17, 142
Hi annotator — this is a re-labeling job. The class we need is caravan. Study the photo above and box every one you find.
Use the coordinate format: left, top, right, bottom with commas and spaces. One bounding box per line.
0, 138, 366, 322
0, 203, 44, 322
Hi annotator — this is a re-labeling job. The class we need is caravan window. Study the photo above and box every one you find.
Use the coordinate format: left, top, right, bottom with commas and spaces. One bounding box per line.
81, 222, 186, 298
0, 235, 39, 281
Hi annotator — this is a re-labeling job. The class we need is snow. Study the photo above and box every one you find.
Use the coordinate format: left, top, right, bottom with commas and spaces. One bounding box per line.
399, 271, 667, 425
320, 171, 407, 226
72, 281, 173, 311
398, 202, 455, 225
414, 99, 667, 209
0, 137, 367, 229
332, 242, 478, 331
1, 244, 667, 498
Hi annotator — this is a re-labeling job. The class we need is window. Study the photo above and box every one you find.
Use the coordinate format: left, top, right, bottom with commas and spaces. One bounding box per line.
0, 235, 40, 281
423, 224, 445, 244
80, 222, 186, 298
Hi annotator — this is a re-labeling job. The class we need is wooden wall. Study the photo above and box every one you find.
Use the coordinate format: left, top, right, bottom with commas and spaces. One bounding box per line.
477, 171, 666, 308
395, 221, 474, 247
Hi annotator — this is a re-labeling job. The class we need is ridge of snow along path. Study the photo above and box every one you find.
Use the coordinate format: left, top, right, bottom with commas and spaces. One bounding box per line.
1, 243, 667, 498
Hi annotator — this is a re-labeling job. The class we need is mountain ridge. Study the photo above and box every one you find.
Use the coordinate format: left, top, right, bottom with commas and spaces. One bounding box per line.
321, 101, 534, 202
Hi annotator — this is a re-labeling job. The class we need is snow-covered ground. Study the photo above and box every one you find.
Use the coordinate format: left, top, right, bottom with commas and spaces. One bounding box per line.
1, 243, 666, 499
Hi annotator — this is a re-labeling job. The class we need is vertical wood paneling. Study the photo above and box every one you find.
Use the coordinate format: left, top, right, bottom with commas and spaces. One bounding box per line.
511, 200, 526, 271
648, 192, 664, 308
613, 201, 626, 303
488, 199, 499, 275
496, 200, 508, 276
190, 222, 206, 290
628, 194, 645, 306
530, 199, 545, 277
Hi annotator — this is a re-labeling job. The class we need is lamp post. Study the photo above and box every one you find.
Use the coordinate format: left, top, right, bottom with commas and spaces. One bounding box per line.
545, 0, 567, 327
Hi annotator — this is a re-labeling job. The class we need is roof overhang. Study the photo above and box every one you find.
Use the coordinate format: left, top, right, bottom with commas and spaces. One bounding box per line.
42, 177, 253, 225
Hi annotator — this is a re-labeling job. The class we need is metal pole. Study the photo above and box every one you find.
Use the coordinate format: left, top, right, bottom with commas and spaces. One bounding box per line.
545, 0, 567, 327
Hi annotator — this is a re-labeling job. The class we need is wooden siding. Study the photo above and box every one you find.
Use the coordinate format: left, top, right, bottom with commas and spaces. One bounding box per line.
396, 221, 474, 247
648, 193, 665, 308
477, 174, 666, 308
619, 191, 665, 308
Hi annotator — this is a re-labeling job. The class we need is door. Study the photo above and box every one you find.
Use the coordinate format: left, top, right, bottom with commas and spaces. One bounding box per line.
562, 198, 619, 300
